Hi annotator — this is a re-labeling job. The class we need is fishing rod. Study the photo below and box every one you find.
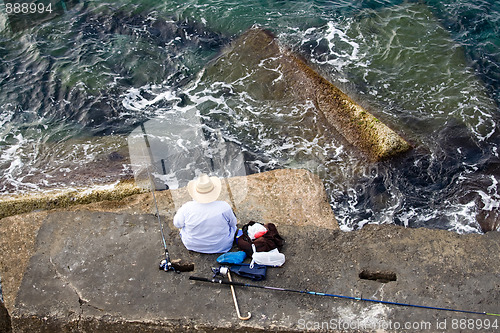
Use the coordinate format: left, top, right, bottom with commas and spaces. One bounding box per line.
189, 275, 500, 317
140, 124, 194, 273
141, 123, 176, 273
147, 164, 176, 272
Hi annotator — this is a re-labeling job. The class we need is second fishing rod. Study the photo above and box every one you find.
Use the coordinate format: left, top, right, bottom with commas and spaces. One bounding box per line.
189, 273, 500, 318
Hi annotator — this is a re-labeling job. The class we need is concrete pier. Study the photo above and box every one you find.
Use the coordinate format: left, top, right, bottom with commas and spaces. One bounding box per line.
1, 170, 498, 332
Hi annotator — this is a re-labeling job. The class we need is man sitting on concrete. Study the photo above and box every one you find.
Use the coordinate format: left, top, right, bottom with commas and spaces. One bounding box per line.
173, 173, 237, 254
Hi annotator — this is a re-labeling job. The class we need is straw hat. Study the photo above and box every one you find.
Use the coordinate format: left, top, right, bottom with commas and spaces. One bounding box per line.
187, 173, 222, 203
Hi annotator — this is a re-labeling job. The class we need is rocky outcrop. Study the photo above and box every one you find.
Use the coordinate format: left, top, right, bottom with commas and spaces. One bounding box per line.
205, 27, 411, 161
477, 207, 500, 232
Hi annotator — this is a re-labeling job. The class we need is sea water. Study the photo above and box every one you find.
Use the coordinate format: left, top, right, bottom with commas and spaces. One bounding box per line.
0, 0, 498, 233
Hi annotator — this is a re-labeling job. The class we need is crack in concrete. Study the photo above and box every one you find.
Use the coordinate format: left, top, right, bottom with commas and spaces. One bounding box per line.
49, 257, 85, 328
48, 257, 104, 329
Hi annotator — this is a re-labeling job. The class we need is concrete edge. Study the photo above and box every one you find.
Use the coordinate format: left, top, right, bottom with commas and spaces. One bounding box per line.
11, 314, 302, 333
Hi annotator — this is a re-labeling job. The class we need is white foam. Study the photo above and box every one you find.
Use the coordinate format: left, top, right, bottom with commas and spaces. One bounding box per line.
0, 105, 14, 133
121, 84, 180, 113
477, 175, 500, 211
301, 21, 366, 72
79, 181, 120, 196
446, 200, 481, 234
0, 134, 28, 189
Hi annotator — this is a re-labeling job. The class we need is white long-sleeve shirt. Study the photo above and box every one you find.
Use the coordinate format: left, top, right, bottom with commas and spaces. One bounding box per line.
173, 200, 237, 254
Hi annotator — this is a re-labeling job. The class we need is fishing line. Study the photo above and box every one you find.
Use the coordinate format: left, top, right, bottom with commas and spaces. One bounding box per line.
140, 123, 176, 272
139, 123, 197, 273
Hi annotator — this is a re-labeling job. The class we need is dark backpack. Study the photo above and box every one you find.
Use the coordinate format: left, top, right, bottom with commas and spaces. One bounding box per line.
237, 221, 284, 257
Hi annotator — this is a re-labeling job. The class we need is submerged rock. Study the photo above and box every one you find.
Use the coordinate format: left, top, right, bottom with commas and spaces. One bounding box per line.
203, 27, 411, 161
477, 208, 500, 233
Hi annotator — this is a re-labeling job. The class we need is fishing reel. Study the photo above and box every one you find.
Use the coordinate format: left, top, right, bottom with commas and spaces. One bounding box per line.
211, 266, 229, 279
159, 259, 177, 273
159, 254, 194, 273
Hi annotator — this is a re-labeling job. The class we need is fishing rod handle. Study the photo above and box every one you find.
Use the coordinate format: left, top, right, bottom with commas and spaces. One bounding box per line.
189, 276, 247, 287
189, 276, 213, 282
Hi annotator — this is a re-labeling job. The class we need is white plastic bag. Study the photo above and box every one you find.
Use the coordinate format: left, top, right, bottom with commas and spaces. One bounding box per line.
250, 244, 285, 268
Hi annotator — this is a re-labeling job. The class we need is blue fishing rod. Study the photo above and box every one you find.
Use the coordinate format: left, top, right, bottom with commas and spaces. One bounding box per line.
189, 275, 500, 317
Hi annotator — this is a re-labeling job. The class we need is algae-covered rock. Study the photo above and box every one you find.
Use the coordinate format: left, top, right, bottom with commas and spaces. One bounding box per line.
0, 179, 145, 220
203, 27, 411, 161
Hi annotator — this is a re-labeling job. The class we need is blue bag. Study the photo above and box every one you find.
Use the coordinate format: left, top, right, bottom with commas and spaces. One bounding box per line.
216, 251, 247, 265
229, 263, 267, 281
